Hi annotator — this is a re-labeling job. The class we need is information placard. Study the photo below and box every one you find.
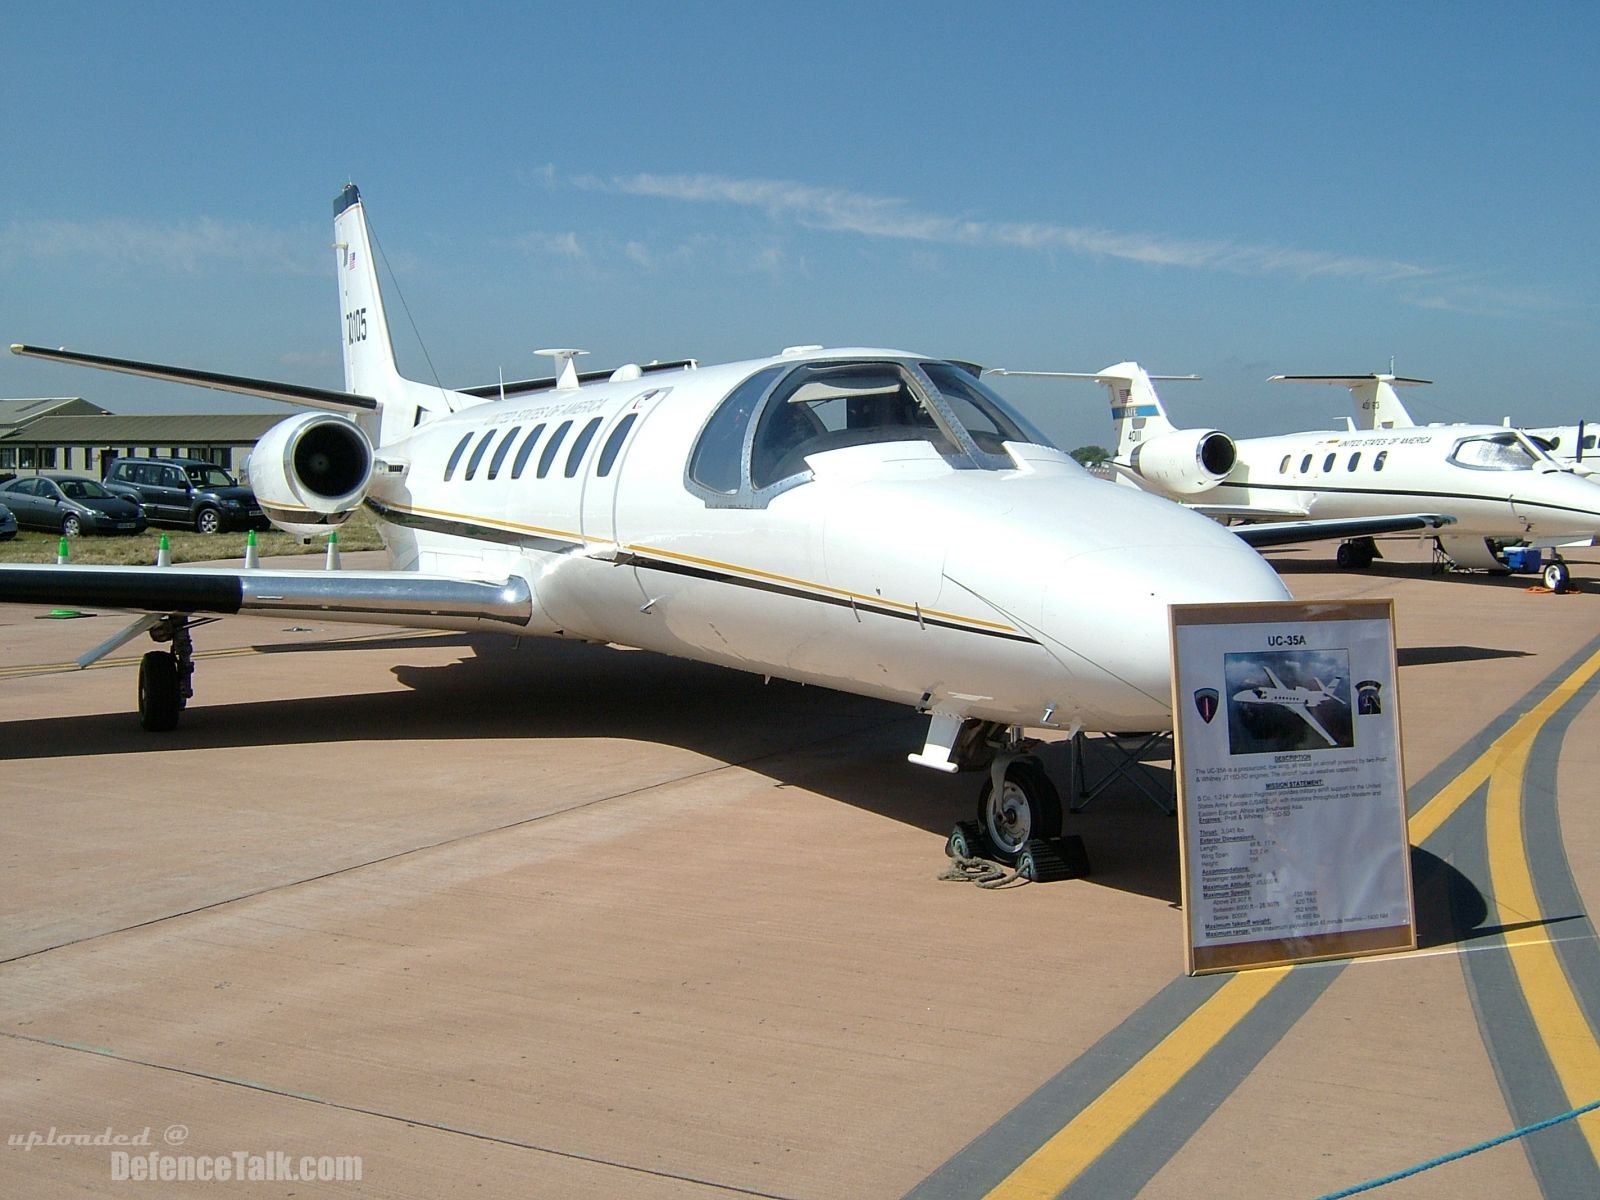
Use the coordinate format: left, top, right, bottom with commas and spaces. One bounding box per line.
1171, 599, 1415, 974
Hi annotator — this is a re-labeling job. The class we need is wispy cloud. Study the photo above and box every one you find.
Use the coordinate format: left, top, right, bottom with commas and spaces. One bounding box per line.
572, 171, 1438, 284
0, 217, 320, 274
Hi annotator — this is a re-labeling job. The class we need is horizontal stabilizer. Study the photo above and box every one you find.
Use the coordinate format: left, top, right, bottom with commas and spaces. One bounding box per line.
0, 564, 530, 631
1231, 513, 1453, 549
10, 344, 379, 412
989, 369, 1200, 382
1270, 374, 1431, 387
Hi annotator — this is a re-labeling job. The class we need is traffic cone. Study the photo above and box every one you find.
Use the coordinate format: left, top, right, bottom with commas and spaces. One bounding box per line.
324, 530, 341, 570
244, 529, 260, 569
156, 533, 171, 567
56, 536, 69, 564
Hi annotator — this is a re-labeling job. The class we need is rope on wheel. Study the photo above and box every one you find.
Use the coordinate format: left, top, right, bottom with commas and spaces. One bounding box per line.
938, 855, 1027, 889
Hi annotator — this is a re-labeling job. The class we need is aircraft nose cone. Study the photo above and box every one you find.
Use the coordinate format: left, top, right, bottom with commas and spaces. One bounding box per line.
1043, 508, 1290, 729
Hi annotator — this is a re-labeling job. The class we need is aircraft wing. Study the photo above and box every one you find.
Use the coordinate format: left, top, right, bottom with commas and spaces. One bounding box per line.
1230, 513, 1453, 549
10, 344, 377, 412
1291, 703, 1340, 748
0, 564, 530, 633
1262, 664, 1286, 689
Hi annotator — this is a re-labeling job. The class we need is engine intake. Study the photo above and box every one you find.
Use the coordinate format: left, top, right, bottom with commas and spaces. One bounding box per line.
1129, 429, 1236, 495
247, 412, 374, 538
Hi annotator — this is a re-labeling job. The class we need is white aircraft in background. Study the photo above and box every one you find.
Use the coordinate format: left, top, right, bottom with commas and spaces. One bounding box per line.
1280, 371, 1600, 477
1230, 665, 1346, 749
993, 362, 1600, 592
2, 185, 1299, 865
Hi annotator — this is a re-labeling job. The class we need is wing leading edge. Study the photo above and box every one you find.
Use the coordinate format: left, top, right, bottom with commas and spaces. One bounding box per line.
0, 565, 531, 632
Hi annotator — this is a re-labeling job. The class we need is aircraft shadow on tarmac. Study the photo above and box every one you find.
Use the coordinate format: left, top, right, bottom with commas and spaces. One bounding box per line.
3, 634, 1188, 904
1411, 846, 1584, 950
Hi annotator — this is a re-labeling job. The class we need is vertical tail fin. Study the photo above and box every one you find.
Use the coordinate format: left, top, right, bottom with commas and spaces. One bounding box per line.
333, 184, 400, 397
1269, 374, 1429, 430
987, 362, 1197, 464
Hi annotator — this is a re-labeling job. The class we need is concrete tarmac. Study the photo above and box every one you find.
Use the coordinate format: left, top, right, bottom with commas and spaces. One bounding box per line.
3, 544, 1599, 1198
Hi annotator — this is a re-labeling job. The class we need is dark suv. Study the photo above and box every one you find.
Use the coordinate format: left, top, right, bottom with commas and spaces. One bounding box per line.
103, 457, 270, 533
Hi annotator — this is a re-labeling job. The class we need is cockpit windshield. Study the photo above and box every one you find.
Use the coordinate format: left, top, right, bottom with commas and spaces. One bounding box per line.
1447, 432, 1549, 472
688, 357, 1057, 503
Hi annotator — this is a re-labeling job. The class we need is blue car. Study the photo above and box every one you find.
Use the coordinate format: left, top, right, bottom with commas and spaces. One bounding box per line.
0, 499, 16, 540
0, 473, 147, 536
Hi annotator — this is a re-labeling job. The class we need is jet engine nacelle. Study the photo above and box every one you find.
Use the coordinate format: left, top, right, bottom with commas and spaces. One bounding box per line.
1128, 429, 1237, 495
247, 412, 374, 538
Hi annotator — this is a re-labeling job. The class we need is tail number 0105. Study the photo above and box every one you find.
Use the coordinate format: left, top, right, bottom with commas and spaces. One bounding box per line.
345, 307, 368, 344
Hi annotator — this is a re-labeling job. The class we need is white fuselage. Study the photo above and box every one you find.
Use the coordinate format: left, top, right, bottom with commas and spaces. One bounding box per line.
1193, 426, 1600, 545
357, 351, 1290, 734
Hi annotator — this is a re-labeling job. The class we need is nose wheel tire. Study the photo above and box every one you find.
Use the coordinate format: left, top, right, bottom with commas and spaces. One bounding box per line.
1543, 560, 1571, 592
137, 651, 182, 732
977, 759, 1062, 864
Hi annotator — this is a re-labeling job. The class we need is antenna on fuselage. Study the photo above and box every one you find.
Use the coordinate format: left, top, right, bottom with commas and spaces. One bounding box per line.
535, 348, 589, 391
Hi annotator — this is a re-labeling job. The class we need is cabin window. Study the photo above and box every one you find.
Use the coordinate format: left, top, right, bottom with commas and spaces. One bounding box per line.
1448, 433, 1540, 472
1347, 452, 1361, 471
537, 421, 572, 479
689, 365, 786, 494
443, 433, 473, 481
1299, 454, 1312, 473
1279, 455, 1290, 474
464, 431, 496, 480
486, 427, 521, 480
1374, 451, 1387, 471
1322, 453, 1336, 472
596, 413, 638, 477
564, 418, 603, 478
510, 424, 546, 480
1586, 435, 1597, 450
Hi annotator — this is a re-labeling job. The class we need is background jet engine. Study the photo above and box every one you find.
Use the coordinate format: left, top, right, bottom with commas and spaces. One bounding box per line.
1128, 429, 1237, 495
247, 412, 374, 538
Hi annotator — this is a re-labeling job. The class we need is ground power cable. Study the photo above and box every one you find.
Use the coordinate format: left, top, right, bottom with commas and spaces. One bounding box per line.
1312, 1097, 1600, 1198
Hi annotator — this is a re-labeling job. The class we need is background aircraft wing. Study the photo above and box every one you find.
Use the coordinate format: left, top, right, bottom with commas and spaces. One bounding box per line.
0, 564, 530, 632
1229, 513, 1453, 548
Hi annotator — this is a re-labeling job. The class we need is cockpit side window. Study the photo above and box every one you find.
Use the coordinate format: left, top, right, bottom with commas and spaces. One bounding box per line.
749, 362, 942, 490
1448, 433, 1540, 471
688, 365, 785, 494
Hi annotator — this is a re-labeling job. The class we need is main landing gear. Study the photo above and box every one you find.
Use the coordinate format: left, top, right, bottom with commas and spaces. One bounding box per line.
1335, 537, 1378, 569
137, 615, 199, 732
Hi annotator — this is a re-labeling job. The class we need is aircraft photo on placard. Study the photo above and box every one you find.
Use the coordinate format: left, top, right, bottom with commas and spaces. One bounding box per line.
1223, 649, 1353, 754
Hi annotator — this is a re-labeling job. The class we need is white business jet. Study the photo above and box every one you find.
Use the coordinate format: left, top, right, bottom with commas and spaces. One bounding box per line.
1229, 665, 1346, 749
995, 362, 1600, 591
1281, 371, 1600, 482
2, 185, 1294, 864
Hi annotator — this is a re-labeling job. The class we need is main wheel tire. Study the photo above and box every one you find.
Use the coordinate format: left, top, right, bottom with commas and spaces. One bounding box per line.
1543, 560, 1571, 592
977, 759, 1063, 864
61, 513, 83, 537
137, 650, 182, 732
195, 507, 222, 534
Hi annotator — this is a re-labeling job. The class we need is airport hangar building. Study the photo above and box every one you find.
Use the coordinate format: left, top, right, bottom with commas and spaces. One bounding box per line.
0, 397, 283, 477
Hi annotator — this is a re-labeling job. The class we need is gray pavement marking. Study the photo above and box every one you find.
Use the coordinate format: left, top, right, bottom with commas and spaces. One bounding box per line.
901, 974, 1230, 1200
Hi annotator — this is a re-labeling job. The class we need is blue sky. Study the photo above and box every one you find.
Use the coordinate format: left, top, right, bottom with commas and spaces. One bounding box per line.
3, 1, 1595, 451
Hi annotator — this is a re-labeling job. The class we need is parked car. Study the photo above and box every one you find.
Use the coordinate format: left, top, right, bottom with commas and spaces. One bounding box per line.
0, 473, 147, 536
102, 456, 269, 533
0, 500, 17, 540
